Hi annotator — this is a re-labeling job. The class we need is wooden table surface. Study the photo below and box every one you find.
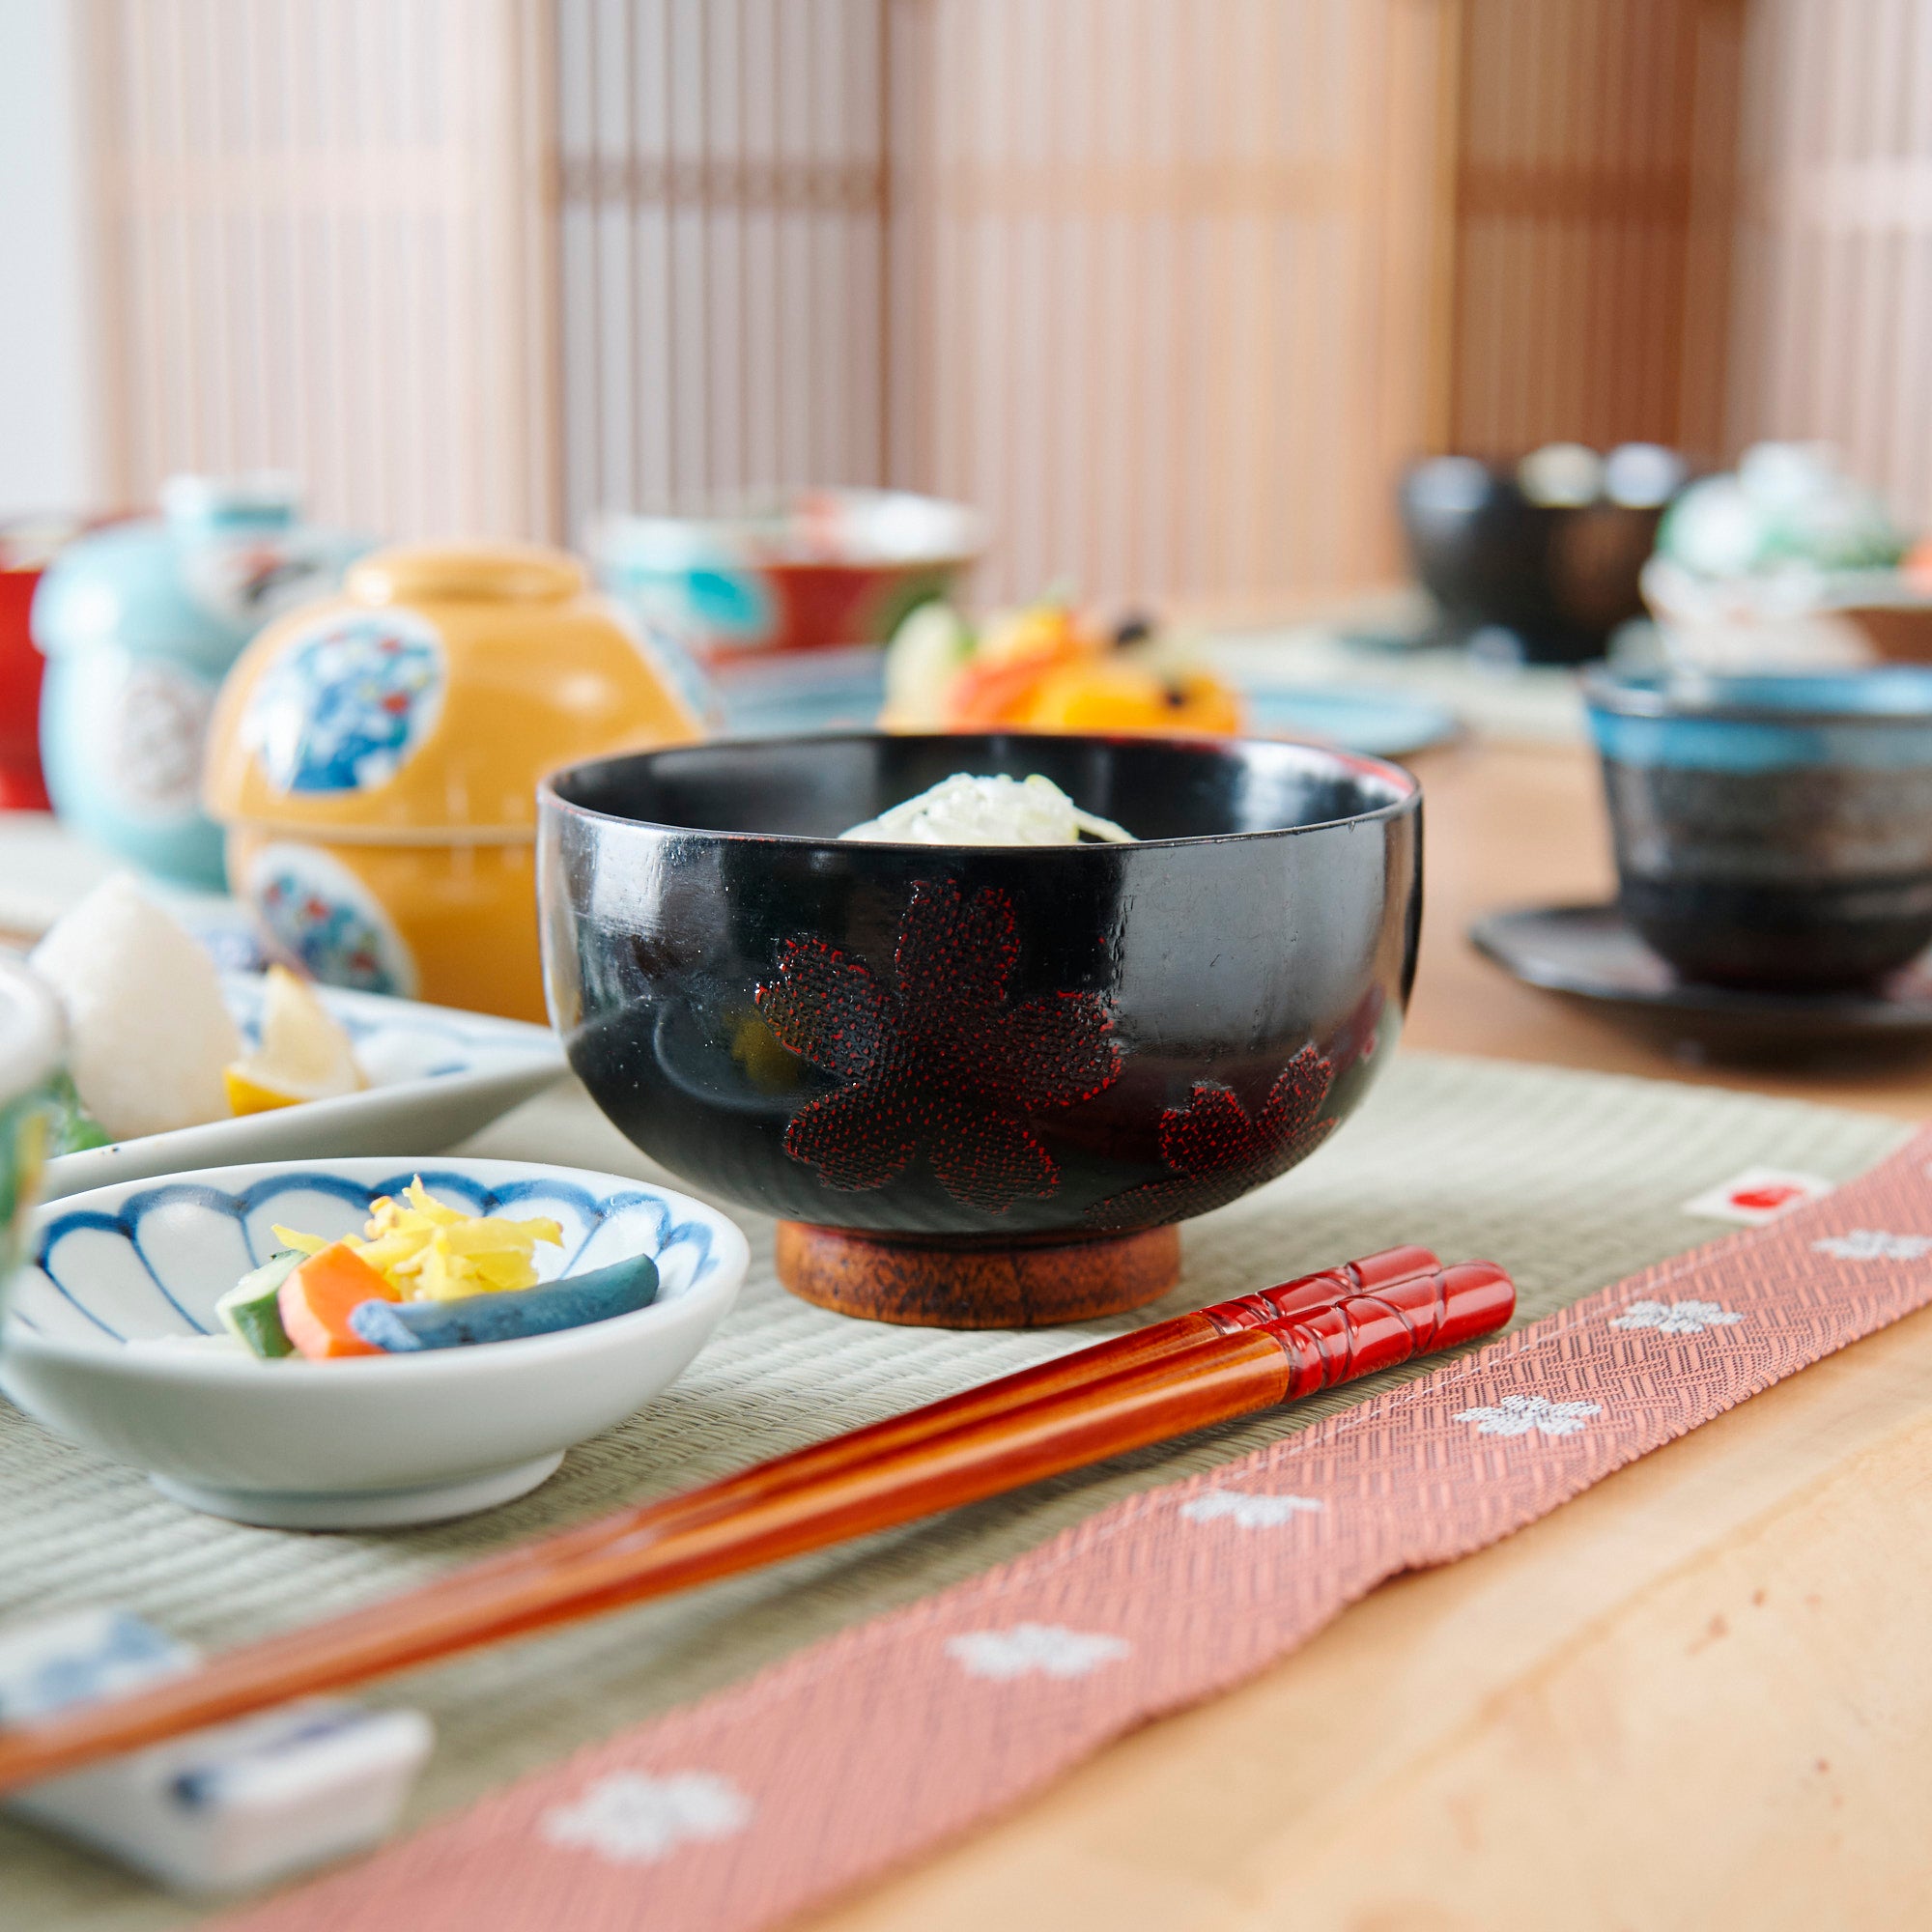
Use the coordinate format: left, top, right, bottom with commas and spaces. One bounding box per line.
812, 735, 1932, 1932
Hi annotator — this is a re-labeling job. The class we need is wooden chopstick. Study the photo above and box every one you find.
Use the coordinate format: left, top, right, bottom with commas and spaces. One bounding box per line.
582, 1241, 1440, 1538
0, 1257, 1510, 1793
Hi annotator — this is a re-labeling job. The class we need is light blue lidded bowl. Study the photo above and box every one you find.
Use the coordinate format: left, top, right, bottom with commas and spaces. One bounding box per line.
1582, 666, 1932, 989
1584, 667, 1932, 773
32, 475, 369, 889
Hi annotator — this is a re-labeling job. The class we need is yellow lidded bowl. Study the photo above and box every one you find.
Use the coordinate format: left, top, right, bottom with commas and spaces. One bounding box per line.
205, 544, 702, 1019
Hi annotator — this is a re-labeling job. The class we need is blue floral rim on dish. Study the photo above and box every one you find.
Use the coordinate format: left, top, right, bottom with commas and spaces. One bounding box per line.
1584, 667, 1932, 772
19, 1166, 723, 1345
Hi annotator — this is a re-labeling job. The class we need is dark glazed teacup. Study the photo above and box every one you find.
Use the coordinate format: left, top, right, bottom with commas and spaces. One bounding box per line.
1584, 668, 1932, 991
1399, 455, 1674, 664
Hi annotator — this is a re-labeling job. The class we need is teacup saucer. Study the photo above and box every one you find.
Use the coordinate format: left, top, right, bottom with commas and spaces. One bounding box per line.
1469, 902, 1932, 1056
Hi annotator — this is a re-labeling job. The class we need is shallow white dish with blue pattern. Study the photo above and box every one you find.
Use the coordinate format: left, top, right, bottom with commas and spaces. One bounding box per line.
1, 1158, 748, 1528
43, 978, 568, 1202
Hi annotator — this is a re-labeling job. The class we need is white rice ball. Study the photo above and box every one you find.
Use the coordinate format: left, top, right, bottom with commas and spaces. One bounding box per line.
30, 875, 240, 1139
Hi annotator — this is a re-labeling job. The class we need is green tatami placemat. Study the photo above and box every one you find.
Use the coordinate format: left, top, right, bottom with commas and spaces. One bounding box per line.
0, 1052, 1911, 1930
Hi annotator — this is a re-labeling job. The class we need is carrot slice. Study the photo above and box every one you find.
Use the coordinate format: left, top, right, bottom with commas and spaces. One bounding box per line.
277, 1243, 401, 1360
944, 652, 1075, 726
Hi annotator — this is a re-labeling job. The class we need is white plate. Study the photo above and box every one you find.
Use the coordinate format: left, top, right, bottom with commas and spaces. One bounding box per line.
4, 1157, 748, 1525
43, 979, 568, 1201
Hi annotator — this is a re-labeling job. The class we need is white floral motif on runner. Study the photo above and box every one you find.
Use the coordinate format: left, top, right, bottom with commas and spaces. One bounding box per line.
1179, 1490, 1323, 1528
1454, 1394, 1603, 1438
1610, 1298, 1744, 1336
945, 1624, 1130, 1681
541, 1772, 753, 1864
1813, 1231, 1932, 1263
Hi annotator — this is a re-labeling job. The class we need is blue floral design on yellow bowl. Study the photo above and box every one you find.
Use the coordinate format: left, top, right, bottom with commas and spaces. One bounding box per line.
242, 611, 445, 795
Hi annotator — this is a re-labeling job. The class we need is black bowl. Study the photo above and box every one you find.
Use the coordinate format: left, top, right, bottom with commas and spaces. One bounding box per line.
1400, 456, 1670, 664
538, 733, 1420, 1286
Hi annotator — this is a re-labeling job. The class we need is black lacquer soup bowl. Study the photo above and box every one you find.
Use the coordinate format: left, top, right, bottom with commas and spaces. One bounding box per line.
538, 733, 1422, 1325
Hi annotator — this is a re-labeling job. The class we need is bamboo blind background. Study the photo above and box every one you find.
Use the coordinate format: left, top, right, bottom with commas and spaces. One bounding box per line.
85, 0, 558, 541
554, 0, 887, 542
882, 0, 1457, 614
1728, 0, 1932, 530
71, 0, 1932, 611
1448, 0, 1744, 463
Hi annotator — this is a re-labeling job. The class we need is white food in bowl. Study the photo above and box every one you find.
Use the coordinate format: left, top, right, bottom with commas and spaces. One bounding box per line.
839, 773, 1133, 846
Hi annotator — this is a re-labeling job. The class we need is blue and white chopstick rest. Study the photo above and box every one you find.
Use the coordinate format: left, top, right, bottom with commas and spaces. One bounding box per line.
0, 1606, 431, 1892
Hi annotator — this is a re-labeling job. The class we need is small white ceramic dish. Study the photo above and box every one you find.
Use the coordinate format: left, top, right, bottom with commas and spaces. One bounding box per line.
43, 978, 568, 1201
1, 1157, 748, 1527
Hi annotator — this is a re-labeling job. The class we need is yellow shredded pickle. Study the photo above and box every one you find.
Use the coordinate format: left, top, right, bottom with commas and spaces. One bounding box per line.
271, 1178, 564, 1303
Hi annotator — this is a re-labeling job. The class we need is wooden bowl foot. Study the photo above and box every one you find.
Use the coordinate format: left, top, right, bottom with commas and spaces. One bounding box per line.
773, 1223, 1181, 1328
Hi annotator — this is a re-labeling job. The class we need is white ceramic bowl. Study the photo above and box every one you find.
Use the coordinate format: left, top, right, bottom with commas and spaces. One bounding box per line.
1, 1157, 748, 1527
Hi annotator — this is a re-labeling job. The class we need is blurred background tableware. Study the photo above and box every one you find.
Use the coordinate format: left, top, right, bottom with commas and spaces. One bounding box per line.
539, 730, 1418, 1327
713, 639, 1459, 760
41, 975, 566, 1200
204, 542, 706, 1022
0, 516, 101, 812
1398, 443, 1689, 666
1470, 902, 1932, 1060
877, 599, 1248, 735
30, 476, 367, 889
592, 489, 986, 666
1, 1157, 749, 1527
1583, 666, 1932, 993
1640, 441, 1932, 673
0, 957, 65, 1314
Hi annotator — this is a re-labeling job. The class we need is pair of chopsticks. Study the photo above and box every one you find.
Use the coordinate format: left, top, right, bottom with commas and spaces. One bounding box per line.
0, 1243, 1513, 1792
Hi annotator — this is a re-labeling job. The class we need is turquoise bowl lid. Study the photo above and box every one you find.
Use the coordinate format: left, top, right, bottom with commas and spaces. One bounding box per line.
1584, 666, 1932, 774
31, 475, 370, 674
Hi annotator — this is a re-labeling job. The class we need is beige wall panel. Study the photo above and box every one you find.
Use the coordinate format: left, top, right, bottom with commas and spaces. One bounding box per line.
1448, 0, 1741, 463
886, 0, 1459, 617
1728, 0, 1932, 526
86, 0, 559, 541
553, 0, 887, 542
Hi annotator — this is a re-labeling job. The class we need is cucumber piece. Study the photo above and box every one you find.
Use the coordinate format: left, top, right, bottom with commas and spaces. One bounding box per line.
215, 1251, 303, 1358
349, 1253, 660, 1352
43, 1070, 110, 1155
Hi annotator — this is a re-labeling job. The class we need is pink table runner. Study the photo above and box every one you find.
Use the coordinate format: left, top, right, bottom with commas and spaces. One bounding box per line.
222, 1126, 1932, 1932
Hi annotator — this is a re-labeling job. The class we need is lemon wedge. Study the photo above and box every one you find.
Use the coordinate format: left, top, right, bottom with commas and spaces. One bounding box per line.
224, 966, 367, 1115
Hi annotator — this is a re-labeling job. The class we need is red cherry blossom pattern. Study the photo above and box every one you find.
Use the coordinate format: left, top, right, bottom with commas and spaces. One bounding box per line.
1088, 1044, 1337, 1230
754, 881, 1123, 1213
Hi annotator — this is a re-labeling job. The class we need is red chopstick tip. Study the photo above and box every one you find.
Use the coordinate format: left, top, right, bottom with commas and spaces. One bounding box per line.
1348, 1244, 1441, 1292
1434, 1261, 1516, 1347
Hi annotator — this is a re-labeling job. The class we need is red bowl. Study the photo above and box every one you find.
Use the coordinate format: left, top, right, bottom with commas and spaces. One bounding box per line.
0, 560, 49, 810
0, 516, 113, 812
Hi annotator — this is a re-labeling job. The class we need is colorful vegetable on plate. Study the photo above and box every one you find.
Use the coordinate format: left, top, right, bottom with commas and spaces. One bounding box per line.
276, 1244, 400, 1359
214, 1250, 301, 1357
220, 1181, 647, 1362
881, 597, 1244, 737
348, 1254, 660, 1351
1015, 662, 1243, 734
41, 1069, 109, 1156
273, 1178, 563, 1302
